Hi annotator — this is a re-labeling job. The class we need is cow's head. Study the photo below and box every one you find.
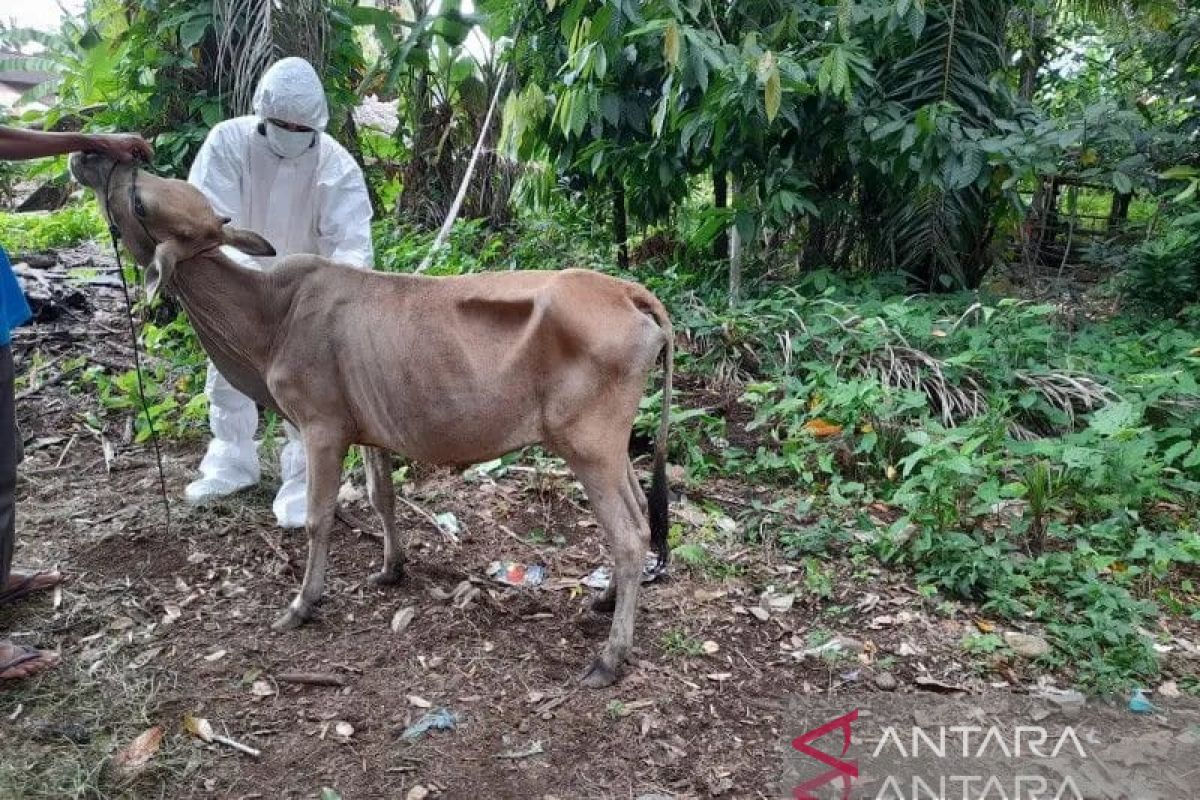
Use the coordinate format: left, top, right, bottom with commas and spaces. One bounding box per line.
68, 152, 275, 301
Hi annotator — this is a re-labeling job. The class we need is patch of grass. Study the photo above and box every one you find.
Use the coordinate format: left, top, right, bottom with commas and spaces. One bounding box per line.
659, 629, 704, 658
0, 656, 193, 799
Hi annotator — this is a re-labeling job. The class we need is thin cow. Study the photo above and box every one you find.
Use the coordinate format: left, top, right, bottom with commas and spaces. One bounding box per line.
70, 152, 674, 687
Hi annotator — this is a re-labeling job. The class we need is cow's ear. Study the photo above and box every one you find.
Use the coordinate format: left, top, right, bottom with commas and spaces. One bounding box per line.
146, 240, 179, 303
222, 225, 276, 257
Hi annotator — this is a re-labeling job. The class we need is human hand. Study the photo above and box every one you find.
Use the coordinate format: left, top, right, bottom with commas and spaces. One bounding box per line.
84, 133, 154, 162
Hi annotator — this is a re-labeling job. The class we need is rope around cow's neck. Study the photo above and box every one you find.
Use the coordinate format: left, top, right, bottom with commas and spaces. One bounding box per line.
101, 162, 172, 535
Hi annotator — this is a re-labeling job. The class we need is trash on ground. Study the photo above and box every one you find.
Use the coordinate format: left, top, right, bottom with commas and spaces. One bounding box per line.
183, 713, 261, 757
434, 512, 461, 538
582, 554, 668, 590
1128, 688, 1156, 714
401, 708, 460, 740
488, 561, 547, 587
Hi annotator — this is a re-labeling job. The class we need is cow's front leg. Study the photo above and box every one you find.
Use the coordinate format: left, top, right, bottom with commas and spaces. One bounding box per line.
272, 428, 347, 631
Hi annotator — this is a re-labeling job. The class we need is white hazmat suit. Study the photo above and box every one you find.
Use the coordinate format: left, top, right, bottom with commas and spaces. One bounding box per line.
184, 57, 373, 528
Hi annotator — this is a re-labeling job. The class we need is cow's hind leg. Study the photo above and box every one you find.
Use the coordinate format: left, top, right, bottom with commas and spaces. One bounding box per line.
272, 428, 347, 631
364, 446, 405, 586
592, 458, 648, 614
571, 453, 650, 688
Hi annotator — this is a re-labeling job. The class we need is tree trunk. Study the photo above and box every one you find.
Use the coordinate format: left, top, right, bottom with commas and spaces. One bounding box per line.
1107, 192, 1132, 232
1018, 9, 1049, 102
612, 178, 629, 269
712, 168, 728, 260
728, 176, 742, 308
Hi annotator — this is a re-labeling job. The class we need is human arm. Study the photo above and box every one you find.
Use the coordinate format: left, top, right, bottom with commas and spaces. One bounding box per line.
187, 122, 244, 223
316, 148, 374, 268
0, 126, 151, 162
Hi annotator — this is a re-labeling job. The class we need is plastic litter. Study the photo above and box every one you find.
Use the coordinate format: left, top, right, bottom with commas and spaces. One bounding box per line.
401, 708, 460, 740
582, 553, 667, 590
434, 512, 461, 538
1128, 688, 1156, 714
487, 561, 547, 587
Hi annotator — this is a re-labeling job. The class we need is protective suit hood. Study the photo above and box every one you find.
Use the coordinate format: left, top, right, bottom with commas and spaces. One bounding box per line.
252, 57, 329, 131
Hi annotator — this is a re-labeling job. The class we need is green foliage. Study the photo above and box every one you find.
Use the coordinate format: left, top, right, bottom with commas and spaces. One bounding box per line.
1121, 209, 1200, 315
630, 261, 1199, 691
0, 203, 107, 252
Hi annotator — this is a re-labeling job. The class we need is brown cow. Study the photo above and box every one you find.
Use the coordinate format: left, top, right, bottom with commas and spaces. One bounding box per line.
69, 152, 673, 687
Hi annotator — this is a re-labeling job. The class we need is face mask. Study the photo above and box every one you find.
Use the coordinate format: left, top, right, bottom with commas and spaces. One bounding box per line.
264, 121, 315, 159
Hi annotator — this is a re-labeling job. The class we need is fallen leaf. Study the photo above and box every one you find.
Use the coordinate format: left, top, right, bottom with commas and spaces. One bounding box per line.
407, 695, 432, 709
112, 726, 163, 776
706, 673, 733, 682
161, 604, 182, 625
702, 640, 720, 655
391, 606, 416, 634
748, 607, 770, 622
250, 680, 275, 698
974, 619, 996, 633
202, 649, 227, 662
931, 329, 948, 338
803, 418, 843, 438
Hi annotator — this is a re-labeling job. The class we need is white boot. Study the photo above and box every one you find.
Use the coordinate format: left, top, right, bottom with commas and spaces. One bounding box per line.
186, 363, 260, 504
272, 422, 307, 528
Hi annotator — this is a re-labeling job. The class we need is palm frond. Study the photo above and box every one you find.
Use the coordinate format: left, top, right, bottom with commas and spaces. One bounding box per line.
874, 0, 1013, 289
212, 0, 330, 116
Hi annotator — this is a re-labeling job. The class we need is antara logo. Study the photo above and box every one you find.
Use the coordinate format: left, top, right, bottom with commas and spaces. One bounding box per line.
791, 709, 860, 800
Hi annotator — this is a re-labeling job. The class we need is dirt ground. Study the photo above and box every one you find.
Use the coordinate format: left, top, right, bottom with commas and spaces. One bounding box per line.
1, 255, 1198, 800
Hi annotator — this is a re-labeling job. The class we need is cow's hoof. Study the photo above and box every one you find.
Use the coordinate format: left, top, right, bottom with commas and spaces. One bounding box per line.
577, 657, 620, 688
369, 566, 404, 587
271, 607, 308, 631
590, 591, 616, 613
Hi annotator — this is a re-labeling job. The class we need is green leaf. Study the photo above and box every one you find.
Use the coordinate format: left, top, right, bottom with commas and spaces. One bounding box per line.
1111, 171, 1133, 195
1163, 440, 1193, 465
1088, 402, 1138, 436
179, 13, 212, 50
837, 0, 853, 40
651, 75, 673, 136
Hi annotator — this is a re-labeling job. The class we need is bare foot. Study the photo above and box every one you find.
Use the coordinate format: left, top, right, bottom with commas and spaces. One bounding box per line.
0, 640, 60, 680
0, 569, 64, 606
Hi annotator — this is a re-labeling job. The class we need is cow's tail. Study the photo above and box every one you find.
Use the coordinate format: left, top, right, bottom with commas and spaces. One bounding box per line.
640, 292, 673, 570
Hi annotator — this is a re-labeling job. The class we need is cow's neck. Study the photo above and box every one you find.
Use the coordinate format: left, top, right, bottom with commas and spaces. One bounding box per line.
172, 252, 283, 410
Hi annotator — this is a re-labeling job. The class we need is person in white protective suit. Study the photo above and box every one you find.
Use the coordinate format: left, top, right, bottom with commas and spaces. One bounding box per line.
184, 57, 373, 528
